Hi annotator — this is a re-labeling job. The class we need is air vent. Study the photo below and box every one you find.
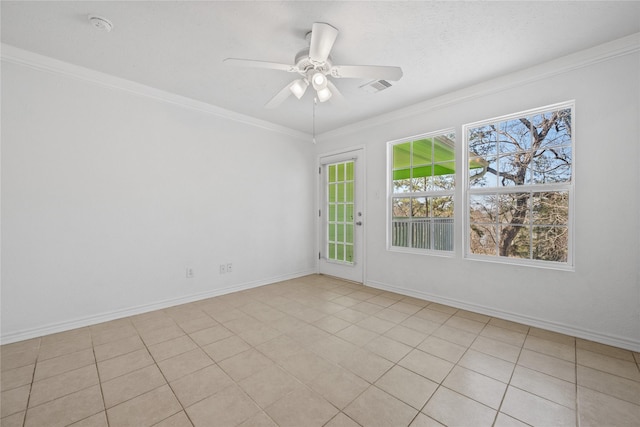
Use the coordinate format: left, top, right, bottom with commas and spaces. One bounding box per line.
359, 79, 392, 94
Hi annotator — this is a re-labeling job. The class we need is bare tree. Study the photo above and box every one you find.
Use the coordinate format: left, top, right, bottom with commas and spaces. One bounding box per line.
469, 109, 571, 260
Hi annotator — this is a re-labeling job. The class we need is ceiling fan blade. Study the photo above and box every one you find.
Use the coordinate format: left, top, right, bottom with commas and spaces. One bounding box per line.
327, 81, 348, 108
309, 22, 338, 64
223, 58, 298, 73
330, 65, 403, 81
265, 81, 295, 109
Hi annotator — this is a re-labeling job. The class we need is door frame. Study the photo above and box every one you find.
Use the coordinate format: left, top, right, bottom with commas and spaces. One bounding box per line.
317, 146, 366, 283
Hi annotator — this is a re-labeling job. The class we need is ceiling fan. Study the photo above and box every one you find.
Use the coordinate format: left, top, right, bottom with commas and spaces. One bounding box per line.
223, 22, 403, 108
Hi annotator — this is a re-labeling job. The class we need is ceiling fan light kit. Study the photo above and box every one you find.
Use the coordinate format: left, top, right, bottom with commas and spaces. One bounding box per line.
316, 87, 332, 102
290, 79, 309, 99
311, 71, 327, 90
223, 22, 403, 109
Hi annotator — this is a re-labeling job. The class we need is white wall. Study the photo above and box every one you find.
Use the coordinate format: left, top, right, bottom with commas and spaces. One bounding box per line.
316, 44, 640, 351
1, 58, 316, 342
2, 38, 638, 351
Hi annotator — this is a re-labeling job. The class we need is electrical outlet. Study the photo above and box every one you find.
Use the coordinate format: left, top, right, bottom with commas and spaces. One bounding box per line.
186, 267, 194, 278
227, 263, 232, 273
219, 264, 226, 274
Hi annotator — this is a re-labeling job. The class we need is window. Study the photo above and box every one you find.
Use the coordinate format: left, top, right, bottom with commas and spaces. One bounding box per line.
389, 130, 455, 252
465, 102, 573, 267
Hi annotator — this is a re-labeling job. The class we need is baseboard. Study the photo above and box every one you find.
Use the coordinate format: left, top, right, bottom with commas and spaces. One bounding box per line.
0, 269, 315, 345
366, 279, 640, 352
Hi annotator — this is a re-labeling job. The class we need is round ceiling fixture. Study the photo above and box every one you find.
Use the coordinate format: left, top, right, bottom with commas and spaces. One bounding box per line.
88, 15, 113, 32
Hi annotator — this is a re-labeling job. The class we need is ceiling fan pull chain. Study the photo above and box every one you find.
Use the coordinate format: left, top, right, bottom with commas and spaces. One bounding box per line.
312, 97, 317, 144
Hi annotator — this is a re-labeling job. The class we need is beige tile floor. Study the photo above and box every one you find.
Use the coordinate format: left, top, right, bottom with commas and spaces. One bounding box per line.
2, 274, 639, 426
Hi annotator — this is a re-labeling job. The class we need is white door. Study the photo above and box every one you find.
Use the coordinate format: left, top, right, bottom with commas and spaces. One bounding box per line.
318, 149, 364, 283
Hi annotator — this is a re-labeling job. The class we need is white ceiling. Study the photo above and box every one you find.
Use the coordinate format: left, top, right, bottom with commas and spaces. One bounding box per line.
2, 1, 639, 135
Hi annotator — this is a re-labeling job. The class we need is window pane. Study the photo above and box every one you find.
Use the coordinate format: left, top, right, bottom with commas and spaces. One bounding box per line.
328, 165, 336, 183
345, 245, 353, 262
500, 118, 532, 153
337, 203, 344, 222
337, 224, 344, 242
328, 184, 336, 202
337, 163, 345, 182
337, 183, 345, 202
469, 125, 498, 157
531, 148, 572, 184
393, 198, 411, 218
411, 197, 428, 218
412, 138, 432, 165
412, 221, 429, 249
346, 224, 354, 244
498, 193, 530, 224
329, 243, 336, 259
499, 225, 530, 258
533, 109, 572, 149
392, 221, 410, 247
346, 181, 354, 202
328, 223, 335, 241
533, 226, 568, 262
433, 135, 455, 162
498, 154, 528, 186
469, 224, 497, 255
469, 157, 498, 188
469, 194, 496, 223
432, 195, 454, 218
430, 162, 455, 190
393, 178, 411, 193
346, 203, 354, 222
328, 204, 336, 222
393, 142, 411, 169
411, 175, 427, 192
346, 162, 354, 180
434, 218, 454, 251
337, 244, 344, 261
532, 192, 568, 225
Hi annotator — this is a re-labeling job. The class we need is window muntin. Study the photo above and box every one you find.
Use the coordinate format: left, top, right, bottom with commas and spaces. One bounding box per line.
389, 131, 455, 252
465, 103, 573, 266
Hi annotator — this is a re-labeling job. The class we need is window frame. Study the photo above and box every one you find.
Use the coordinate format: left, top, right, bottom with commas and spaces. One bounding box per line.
463, 101, 575, 270
387, 129, 457, 256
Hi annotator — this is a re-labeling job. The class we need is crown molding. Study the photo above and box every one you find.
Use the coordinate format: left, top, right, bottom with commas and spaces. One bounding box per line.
3, 32, 638, 143
319, 32, 640, 140
1, 43, 311, 142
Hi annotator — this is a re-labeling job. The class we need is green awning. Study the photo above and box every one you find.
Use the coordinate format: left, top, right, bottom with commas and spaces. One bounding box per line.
392, 135, 485, 180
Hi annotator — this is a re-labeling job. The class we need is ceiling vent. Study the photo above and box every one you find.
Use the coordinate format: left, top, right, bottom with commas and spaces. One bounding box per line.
359, 79, 392, 94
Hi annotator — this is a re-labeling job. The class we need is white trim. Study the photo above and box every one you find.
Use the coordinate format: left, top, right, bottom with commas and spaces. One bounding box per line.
0, 269, 315, 345
0, 43, 310, 142
320, 33, 640, 140
365, 279, 640, 352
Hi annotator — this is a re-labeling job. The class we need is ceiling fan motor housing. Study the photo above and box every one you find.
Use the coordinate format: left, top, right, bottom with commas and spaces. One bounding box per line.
295, 48, 332, 77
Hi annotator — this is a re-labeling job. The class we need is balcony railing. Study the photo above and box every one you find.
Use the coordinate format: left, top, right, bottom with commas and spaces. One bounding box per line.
392, 218, 454, 251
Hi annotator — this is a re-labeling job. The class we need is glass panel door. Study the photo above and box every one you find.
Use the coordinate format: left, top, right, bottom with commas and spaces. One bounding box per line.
319, 149, 364, 283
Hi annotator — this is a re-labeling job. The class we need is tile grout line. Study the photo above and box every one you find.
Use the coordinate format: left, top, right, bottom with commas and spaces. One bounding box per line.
21, 338, 41, 427
90, 333, 109, 427
135, 313, 195, 427
491, 325, 530, 427
575, 338, 580, 427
